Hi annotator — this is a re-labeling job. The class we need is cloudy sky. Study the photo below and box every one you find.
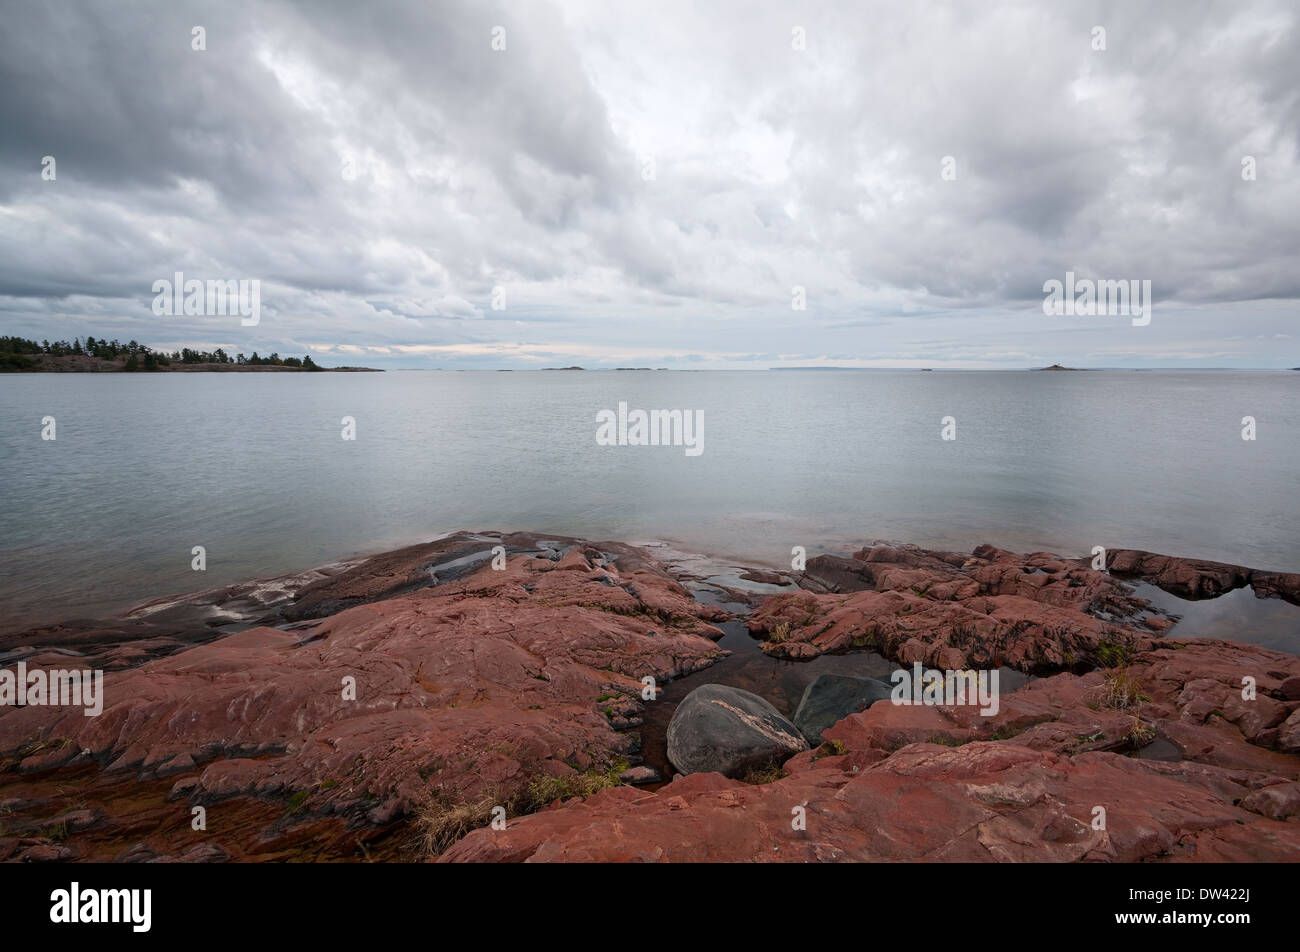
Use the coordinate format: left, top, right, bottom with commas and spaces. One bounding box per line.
2, 0, 1297, 368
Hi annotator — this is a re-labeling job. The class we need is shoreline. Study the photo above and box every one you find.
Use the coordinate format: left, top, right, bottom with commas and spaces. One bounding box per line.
7, 526, 1300, 644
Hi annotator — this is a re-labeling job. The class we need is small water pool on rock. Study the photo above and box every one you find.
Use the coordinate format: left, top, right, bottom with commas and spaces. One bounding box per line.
635, 571, 1029, 782
1134, 737, 1183, 762
637, 618, 899, 779
1131, 582, 1300, 653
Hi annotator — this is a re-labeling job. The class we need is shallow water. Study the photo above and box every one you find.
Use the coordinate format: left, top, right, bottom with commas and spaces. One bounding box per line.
1128, 582, 1300, 653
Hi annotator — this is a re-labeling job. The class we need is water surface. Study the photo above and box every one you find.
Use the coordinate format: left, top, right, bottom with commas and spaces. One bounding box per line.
1, 369, 1296, 633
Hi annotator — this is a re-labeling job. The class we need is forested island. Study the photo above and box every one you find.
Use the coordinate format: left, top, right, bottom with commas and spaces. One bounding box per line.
0, 335, 378, 372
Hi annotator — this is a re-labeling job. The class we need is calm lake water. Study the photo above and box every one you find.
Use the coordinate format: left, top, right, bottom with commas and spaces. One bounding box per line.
1, 370, 1297, 629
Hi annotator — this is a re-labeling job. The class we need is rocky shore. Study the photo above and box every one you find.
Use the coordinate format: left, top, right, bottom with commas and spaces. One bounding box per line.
1, 532, 1298, 862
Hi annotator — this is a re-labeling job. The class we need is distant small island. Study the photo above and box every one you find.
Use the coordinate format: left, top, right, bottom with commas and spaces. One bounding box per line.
0, 334, 380, 372
1035, 363, 1088, 371
542, 366, 585, 371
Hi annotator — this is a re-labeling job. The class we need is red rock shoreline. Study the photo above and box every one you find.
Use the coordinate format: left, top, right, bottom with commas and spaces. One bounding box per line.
1, 532, 1297, 862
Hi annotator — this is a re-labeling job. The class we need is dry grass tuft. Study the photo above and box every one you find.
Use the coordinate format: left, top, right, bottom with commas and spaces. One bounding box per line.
766, 620, 792, 644
1098, 666, 1149, 711
418, 760, 629, 857
416, 795, 501, 856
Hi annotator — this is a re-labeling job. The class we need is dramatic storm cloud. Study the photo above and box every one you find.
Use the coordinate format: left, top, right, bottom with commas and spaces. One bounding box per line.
1, 0, 1297, 367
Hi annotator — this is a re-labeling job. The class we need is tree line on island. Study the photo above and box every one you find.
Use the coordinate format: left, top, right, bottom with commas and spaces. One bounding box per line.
1, 334, 323, 371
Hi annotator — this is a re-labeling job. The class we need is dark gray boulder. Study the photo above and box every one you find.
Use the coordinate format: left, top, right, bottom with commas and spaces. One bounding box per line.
666, 684, 807, 777
792, 674, 895, 745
